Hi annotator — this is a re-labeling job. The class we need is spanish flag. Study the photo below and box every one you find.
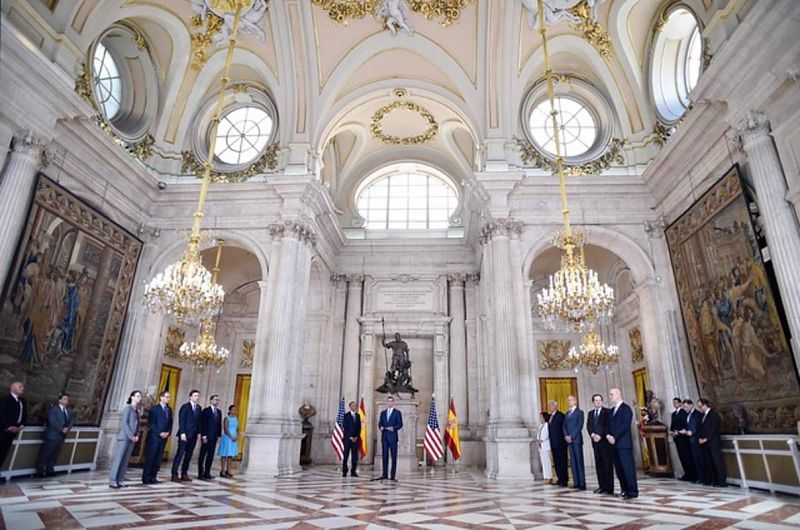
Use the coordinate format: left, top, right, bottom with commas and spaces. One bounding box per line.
444, 397, 461, 460
358, 397, 368, 458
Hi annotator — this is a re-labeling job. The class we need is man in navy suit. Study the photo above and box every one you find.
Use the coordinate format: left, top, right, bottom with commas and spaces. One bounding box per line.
698, 398, 727, 487
36, 393, 73, 477
547, 400, 568, 486
142, 391, 172, 484
563, 395, 586, 489
378, 395, 403, 481
670, 397, 695, 482
342, 400, 362, 477
680, 399, 705, 485
198, 394, 222, 480
171, 389, 201, 481
606, 388, 638, 499
587, 393, 614, 494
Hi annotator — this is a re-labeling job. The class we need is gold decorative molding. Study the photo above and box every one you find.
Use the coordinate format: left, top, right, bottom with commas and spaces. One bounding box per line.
74, 62, 96, 108
516, 137, 625, 176
568, 1, 612, 59
164, 326, 186, 360
93, 116, 156, 161
370, 96, 438, 145
537, 340, 576, 371
180, 143, 280, 183
240, 339, 254, 368
189, 13, 224, 71
311, 0, 473, 28
629, 326, 644, 364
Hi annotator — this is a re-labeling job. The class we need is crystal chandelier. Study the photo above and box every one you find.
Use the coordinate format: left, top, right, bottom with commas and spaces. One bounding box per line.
568, 328, 619, 375
180, 239, 230, 371
533, 0, 615, 331
144, 1, 254, 323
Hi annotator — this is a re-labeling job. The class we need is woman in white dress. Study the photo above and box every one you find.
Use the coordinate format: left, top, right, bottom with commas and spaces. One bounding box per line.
538, 411, 552, 482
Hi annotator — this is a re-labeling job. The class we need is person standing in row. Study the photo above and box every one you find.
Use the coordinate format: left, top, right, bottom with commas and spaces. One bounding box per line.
564, 395, 585, 490
587, 393, 614, 495
378, 395, 402, 481
0, 381, 27, 483
342, 400, 361, 478
172, 390, 201, 482
680, 399, 705, 484
607, 388, 638, 499
670, 397, 696, 482
698, 398, 727, 487
109, 390, 141, 488
36, 393, 73, 478
218, 405, 239, 478
142, 391, 172, 485
547, 400, 567, 487
537, 411, 552, 483
198, 394, 222, 480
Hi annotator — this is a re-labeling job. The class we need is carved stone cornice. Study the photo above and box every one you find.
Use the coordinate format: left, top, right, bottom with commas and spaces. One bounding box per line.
447, 272, 466, 284
738, 111, 771, 146
267, 220, 317, 246
11, 131, 45, 166
479, 218, 524, 244
346, 273, 364, 284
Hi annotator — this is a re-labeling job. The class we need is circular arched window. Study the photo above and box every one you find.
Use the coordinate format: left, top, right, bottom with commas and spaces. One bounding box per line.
214, 106, 274, 165
650, 7, 703, 123
355, 164, 459, 230
92, 42, 122, 120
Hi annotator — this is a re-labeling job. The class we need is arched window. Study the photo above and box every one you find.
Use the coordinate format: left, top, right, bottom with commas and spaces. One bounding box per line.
356, 164, 458, 230
651, 7, 703, 123
214, 105, 274, 165
528, 96, 597, 158
92, 42, 122, 120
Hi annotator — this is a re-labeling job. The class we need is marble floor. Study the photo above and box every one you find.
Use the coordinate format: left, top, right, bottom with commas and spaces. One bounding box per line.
1, 466, 800, 530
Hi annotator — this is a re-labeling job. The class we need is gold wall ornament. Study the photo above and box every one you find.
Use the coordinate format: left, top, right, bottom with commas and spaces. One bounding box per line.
164, 326, 187, 359
92, 115, 156, 161
407, 0, 473, 26
240, 339, 254, 368
629, 326, 644, 364
568, 1, 612, 59
370, 99, 439, 145
515, 136, 625, 175
537, 340, 576, 370
180, 142, 280, 183
74, 62, 96, 108
189, 12, 224, 71
312, 0, 472, 28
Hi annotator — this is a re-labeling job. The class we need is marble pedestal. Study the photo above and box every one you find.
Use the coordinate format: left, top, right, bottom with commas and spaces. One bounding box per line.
374, 400, 419, 474
484, 423, 534, 480
243, 429, 304, 477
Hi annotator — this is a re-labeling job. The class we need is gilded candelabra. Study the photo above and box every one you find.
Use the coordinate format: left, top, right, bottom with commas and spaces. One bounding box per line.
568, 328, 619, 374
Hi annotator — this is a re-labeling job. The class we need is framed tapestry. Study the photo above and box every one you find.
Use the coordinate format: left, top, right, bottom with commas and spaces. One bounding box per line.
666, 166, 798, 433
0, 176, 142, 425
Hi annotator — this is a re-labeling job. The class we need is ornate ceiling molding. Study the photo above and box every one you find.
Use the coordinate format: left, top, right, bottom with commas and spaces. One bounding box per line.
311, 0, 473, 34
515, 136, 625, 176
180, 143, 280, 183
370, 91, 439, 145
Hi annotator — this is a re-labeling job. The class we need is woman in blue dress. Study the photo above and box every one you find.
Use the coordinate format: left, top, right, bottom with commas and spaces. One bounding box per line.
218, 404, 239, 478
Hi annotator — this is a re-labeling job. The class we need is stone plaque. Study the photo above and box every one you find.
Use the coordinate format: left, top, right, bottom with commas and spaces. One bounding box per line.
374, 287, 435, 312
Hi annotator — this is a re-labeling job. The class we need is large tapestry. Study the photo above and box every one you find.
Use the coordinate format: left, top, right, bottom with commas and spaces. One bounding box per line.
666, 167, 798, 433
0, 176, 142, 425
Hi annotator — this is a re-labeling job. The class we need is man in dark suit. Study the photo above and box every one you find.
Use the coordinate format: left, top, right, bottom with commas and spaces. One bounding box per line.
563, 394, 585, 490
680, 399, 705, 485
0, 381, 27, 483
142, 391, 172, 484
172, 389, 201, 481
378, 395, 403, 481
198, 394, 222, 480
547, 400, 568, 486
342, 400, 362, 477
670, 397, 695, 481
36, 393, 73, 477
587, 393, 614, 494
607, 388, 638, 499
698, 398, 727, 487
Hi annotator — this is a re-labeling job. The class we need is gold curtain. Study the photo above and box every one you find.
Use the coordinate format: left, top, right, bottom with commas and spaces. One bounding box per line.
632, 367, 649, 410
539, 377, 579, 412
157, 364, 181, 457
234, 374, 251, 460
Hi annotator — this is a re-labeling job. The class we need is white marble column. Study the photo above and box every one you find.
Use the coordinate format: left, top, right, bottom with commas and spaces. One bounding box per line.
244, 221, 315, 476
464, 273, 480, 433
448, 273, 468, 429
320, 276, 347, 425
739, 111, 800, 360
341, 275, 363, 403
0, 132, 44, 291
509, 233, 537, 430
480, 218, 533, 479
433, 321, 450, 453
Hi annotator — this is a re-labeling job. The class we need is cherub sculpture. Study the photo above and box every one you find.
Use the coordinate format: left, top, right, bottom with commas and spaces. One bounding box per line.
377, 0, 414, 36
520, 0, 605, 29
189, 0, 269, 44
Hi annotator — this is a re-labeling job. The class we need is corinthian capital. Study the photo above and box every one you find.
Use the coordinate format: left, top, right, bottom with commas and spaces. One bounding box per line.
267, 220, 317, 246
12, 130, 45, 165
738, 111, 771, 145
479, 217, 524, 244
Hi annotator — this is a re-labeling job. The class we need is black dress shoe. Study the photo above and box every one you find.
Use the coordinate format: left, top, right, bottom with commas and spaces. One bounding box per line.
616, 492, 628, 498
109, 484, 120, 489
342, 473, 348, 478
351, 473, 359, 477
575, 486, 586, 491
593, 488, 604, 494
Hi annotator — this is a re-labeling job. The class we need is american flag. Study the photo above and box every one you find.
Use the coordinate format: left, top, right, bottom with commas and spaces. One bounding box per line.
331, 398, 345, 461
424, 397, 444, 462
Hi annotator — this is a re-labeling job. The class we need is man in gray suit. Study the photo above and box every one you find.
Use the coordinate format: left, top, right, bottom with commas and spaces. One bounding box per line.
36, 393, 73, 478
109, 390, 142, 488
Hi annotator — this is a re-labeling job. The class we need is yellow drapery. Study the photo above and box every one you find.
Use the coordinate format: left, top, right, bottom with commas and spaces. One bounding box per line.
234, 374, 251, 459
157, 364, 181, 457
539, 377, 579, 412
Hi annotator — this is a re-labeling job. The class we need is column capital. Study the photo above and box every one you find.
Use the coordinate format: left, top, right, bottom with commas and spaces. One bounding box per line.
257, 280, 269, 291
330, 273, 347, 283
479, 217, 524, 244
268, 220, 316, 246
11, 130, 45, 166
737, 111, 771, 146
447, 272, 467, 284
466, 272, 481, 283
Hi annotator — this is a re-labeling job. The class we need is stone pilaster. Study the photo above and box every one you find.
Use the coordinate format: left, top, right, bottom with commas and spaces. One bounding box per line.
357, 318, 376, 463
447, 273, 468, 430
0, 132, 45, 291
341, 274, 363, 403
464, 273, 481, 432
432, 320, 450, 457
738, 112, 800, 360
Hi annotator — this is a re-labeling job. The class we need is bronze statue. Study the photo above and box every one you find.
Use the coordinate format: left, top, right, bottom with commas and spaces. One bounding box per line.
377, 331, 418, 396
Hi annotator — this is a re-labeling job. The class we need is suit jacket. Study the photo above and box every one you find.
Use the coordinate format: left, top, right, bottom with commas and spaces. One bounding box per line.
44, 404, 73, 441
563, 407, 584, 445
609, 402, 634, 450
177, 402, 201, 437
343, 410, 362, 440
379, 408, 403, 444
685, 409, 701, 445
671, 408, 688, 433
148, 404, 173, 440
698, 409, 722, 447
200, 406, 222, 440
117, 404, 140, 442
0, 394, 27, 432
548, 411, 566, 449
586, 407, 610, 443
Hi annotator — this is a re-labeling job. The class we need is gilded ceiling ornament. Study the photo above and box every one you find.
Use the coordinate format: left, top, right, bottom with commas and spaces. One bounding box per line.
189, 12, 224, 71
240, 339, 254, 368
74, 62, 96, 108
629, 326, 644, 364
515, 136, 624, 176
567, 1, 612, 59
189, 0, 268, 43
180, 142, 280, 183
312, 0, 472, 31
93, 115, 156, 161
370, 95, 439, 145
164, 326, 187, 360
521, 0, 604, 28
537, 340, 576, 370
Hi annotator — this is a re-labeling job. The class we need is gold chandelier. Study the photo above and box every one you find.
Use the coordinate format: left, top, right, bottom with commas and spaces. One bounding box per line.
179, 240, 230, 371
533, 0, 615, 332
568, 328, 619, 374
144, 0, 253, 323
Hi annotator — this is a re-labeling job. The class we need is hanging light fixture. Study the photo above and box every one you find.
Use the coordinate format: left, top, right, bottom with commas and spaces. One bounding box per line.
533, 0, 615, 331
568, 328, 619, 375
143, 1, 253, 323
179, 239, 230, 371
